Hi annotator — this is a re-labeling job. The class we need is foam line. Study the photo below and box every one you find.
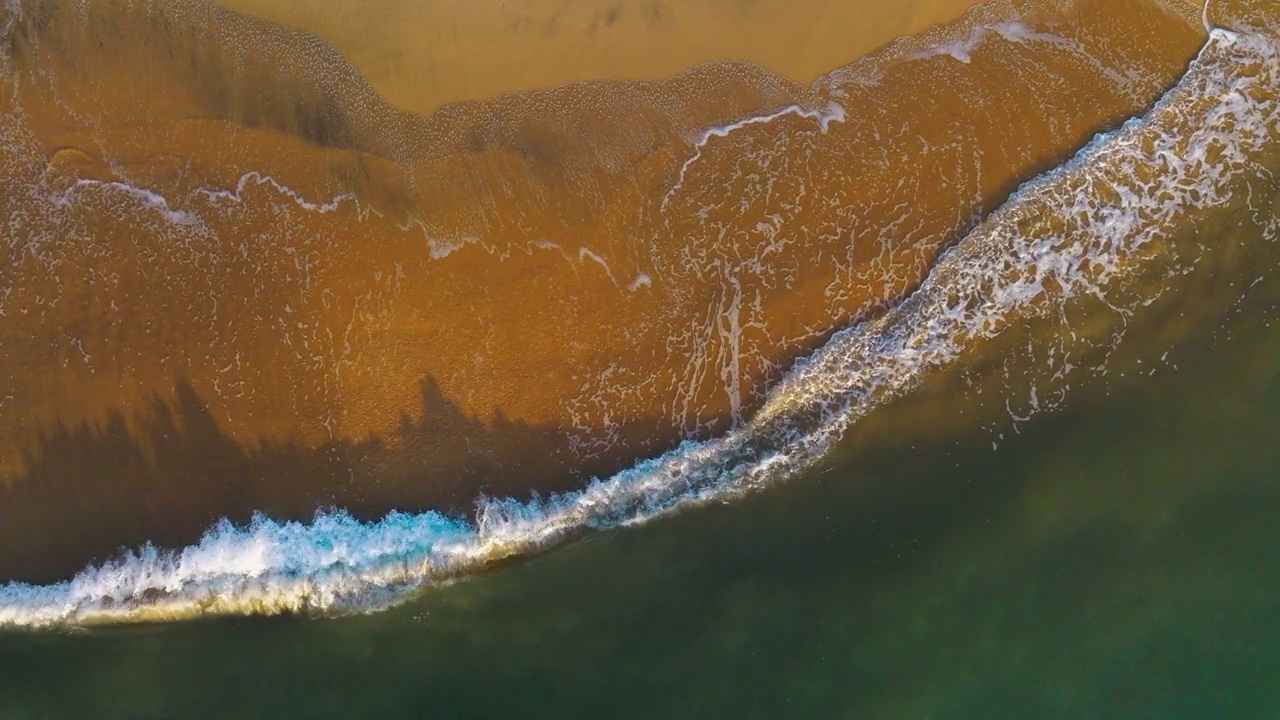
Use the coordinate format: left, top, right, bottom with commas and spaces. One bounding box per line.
2, 26, 1278, 628
661, 102, 847, 212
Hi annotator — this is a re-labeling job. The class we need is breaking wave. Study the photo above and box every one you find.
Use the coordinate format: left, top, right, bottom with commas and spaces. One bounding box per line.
3, 19, 1278, 628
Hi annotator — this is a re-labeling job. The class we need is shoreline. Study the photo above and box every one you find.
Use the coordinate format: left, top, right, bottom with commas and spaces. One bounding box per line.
0, 0, 1206, 584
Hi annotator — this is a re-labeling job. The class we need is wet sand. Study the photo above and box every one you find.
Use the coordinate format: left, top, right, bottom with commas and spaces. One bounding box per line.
0, 0, 1207, 581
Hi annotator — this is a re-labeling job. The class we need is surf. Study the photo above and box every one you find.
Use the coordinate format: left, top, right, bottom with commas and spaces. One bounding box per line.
0, 0, 1207, 585
2, 9, 1277, 626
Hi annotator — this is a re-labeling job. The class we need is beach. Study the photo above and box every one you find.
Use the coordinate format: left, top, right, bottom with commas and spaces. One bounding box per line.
0, 0, 1209, 582
213, 0, 994, 114
3, 2, 1280, 714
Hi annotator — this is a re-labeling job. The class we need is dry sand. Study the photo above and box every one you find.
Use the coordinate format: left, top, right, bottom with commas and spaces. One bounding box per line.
212, 0, 991, 114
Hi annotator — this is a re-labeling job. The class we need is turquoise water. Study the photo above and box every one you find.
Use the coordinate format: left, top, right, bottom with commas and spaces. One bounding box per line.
1, 278, 1275, 717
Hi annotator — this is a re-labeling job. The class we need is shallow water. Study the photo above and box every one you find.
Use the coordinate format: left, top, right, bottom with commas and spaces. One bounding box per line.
2, 0, 1280, 714
0, 256, 1275, 718
0, 0, 1208, 584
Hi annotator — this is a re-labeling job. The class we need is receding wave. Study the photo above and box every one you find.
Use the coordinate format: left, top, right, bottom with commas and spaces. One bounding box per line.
3, 16, 1278, 627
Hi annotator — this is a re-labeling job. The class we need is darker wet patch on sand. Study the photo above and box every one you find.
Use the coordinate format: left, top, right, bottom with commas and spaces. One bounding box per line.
0, 377, 660, 585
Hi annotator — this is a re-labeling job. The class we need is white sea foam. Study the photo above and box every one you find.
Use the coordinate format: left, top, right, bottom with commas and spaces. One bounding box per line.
897, 18, 1140, 97
661, 102, 846, 212
425, 234, 484, 260
196, 171, 355, 214
58, 179, 202, 227
2, 27, 1278, 628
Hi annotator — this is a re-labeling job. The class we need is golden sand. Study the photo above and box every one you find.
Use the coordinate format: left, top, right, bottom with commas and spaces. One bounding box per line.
0, 0, 1206, 580
212, 0, 993, 115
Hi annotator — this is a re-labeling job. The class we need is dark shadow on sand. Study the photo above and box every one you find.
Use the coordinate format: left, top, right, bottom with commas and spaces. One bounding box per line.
0, 377, 659, 585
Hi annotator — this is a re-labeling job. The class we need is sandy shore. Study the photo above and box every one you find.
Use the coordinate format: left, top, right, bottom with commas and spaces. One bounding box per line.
212, 0, 990, 114
0, 0, 1206, 582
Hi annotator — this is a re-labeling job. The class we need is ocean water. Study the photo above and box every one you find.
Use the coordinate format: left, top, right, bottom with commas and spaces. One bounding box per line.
0, 257, 1275, 718
2, 0, 1280, 715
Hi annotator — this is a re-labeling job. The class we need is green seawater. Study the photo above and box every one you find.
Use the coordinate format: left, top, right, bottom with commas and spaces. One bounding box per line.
0, 291, 1276, 718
